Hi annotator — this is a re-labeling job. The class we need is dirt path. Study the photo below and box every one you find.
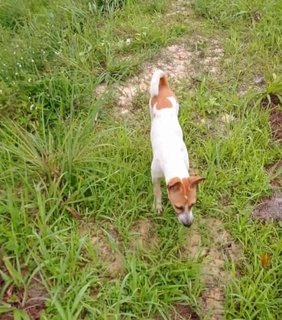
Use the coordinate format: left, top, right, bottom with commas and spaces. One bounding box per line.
181, 217, 242, 319
115, 35, 223, 115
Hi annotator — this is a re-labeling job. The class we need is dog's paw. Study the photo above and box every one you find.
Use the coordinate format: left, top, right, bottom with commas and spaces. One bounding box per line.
156, 204, 163, 215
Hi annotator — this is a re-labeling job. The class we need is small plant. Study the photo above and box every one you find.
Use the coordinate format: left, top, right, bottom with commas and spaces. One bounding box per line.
252, 75, 282, 108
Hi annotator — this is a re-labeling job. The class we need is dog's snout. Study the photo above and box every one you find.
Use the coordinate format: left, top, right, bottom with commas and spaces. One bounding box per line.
178, 212, 193, 227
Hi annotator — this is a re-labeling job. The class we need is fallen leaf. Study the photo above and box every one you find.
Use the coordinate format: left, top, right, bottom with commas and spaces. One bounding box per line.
260, 253, 272, 268
66, 207, 80, 219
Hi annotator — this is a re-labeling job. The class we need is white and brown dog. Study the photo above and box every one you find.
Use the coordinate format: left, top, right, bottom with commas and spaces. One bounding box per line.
149, 69, 204, 227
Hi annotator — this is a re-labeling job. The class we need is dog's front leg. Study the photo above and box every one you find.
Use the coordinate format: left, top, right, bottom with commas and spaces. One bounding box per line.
151, 160, 163, 214
153, 178, 162, 214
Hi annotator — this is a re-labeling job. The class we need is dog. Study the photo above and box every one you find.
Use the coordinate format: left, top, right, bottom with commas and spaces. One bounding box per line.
149, 69, 204, 227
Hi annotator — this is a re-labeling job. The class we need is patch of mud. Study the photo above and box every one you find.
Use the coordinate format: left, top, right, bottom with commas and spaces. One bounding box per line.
252, 193, 282, 222
260, 93, 282, 142
268, 107, 282, 141
172, 304, 200, 320
131, 219, 159, 251
79, 222, 125, 278
261, 93, 280, 108
253, 160, 282, 222
181, 218, 242, 320
0, 266, 48, 320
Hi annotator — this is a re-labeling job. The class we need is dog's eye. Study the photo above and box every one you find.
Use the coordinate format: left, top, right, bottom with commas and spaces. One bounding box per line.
175, 205, 184, 211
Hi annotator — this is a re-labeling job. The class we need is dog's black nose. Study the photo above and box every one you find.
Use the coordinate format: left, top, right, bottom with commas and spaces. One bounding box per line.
183, 221, 192, 228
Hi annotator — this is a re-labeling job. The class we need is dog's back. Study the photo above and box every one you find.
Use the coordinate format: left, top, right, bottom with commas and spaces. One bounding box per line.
149, 70, 186, 177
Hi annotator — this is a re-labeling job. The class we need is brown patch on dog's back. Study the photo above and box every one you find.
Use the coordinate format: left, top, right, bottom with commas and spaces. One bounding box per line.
151, 74, 176, 110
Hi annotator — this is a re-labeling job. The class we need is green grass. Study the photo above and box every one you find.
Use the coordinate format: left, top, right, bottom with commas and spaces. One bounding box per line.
0, 0, 282, 319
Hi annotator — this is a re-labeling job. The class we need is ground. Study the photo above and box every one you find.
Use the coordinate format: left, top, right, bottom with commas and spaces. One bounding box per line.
0, 0, 282, 319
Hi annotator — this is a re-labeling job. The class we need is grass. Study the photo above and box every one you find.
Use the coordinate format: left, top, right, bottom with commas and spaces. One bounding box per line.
0, 0, 282, 319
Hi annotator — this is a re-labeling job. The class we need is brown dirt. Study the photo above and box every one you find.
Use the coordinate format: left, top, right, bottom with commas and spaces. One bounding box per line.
79, 221, 125, 278
269, 107, 282, 141
180, 218, 242, 320
155, 304, 200, 320
261, 93, 280, 108
172, 304, 200, 320
0, 266, 48, 320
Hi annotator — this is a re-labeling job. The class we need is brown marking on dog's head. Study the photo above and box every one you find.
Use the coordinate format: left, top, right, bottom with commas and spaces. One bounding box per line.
151, 74, 176, 110
167, 176, 205, 226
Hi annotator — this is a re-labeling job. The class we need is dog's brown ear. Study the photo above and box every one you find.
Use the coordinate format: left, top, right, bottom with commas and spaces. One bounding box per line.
189, 176, 205, 188
167, 177, 182, 192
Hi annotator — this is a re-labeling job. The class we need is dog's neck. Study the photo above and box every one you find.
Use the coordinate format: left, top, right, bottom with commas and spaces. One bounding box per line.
164, 162, 189, 185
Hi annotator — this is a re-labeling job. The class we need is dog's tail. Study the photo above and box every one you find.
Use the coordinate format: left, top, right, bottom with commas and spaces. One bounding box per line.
150, 69, 168, 97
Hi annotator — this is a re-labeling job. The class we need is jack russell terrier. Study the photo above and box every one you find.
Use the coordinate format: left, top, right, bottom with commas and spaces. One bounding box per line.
149, 69, 204, 227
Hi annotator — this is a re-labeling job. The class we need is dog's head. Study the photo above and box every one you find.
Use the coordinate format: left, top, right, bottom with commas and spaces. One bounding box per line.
167, 176, 204, 227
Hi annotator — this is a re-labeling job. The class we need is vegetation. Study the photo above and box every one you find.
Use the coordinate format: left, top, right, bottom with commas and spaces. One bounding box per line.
0, 0, 281, 319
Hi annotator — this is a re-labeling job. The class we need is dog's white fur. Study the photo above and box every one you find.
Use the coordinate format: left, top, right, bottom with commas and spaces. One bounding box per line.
149, 69, 193, 226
